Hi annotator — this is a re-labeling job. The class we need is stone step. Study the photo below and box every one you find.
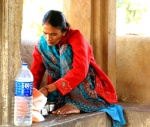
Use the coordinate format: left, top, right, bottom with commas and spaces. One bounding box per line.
32, 112, 111, 127
1, 103, 150, 127
120, 103, 150, 127
0, 112, 111, 127
32, 103, 150, 127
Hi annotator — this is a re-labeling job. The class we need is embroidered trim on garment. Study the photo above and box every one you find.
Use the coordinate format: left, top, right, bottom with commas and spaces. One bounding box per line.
54, 78, 72, 95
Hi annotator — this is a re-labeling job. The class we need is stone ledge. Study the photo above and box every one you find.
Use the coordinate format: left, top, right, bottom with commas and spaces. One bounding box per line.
32, 112, 111, 127
119, 102, 150, 127
119, 102, 150, 112
1, 112, 111, 127
1, 102, 150, 127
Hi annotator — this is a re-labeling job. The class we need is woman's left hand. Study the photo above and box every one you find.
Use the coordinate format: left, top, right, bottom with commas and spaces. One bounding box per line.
39, 83, 57, 97
39, 87, 49, 97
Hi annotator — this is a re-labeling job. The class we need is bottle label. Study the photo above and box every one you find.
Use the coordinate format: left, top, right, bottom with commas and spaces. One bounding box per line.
15, 81, 33, 96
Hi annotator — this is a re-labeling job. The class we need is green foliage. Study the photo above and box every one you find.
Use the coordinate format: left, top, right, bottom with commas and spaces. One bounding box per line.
117, 0, 147, 24
30, 22, 43, 37
22, 0, 63, 38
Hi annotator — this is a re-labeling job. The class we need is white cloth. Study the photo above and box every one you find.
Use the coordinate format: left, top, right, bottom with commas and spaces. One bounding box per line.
32, 88, 47, 122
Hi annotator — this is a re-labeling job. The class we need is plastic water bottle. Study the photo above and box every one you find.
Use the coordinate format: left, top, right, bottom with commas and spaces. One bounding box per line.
14, 63, 33, 126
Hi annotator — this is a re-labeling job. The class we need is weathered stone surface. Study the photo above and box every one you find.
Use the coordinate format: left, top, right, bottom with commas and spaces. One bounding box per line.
1, 103, 150, 127
32, 112, 111, 127
21, 39, 35, 68
117, 36, 150, 104
120, 103, 150, 127
0, 0, 23, 125
63, 0, 92, 44
125, 110, 150, 127
0, 112, 111, 127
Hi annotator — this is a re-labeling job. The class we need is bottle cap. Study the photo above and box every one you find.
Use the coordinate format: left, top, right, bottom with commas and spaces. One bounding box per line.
22, 62, 28, 66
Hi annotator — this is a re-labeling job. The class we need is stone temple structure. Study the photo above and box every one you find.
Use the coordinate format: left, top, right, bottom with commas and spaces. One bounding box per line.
0, 0, 150, 126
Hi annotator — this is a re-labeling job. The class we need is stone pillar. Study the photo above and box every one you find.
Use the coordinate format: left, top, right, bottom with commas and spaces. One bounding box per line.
63, 0, 116, 87
92, 0, 116, 87
63, 0, 92, 44
0, 0, 23, 125
107, 0, 116, 88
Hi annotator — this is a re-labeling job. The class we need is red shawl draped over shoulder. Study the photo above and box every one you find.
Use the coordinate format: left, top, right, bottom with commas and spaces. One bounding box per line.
30, 28, 118, 104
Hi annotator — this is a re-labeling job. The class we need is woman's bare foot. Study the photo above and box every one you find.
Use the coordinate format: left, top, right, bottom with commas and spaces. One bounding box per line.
52, 104, 80, 115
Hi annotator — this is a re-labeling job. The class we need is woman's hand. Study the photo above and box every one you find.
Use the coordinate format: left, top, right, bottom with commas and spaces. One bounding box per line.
39, 87, 49, 97
39, 83, 57, 97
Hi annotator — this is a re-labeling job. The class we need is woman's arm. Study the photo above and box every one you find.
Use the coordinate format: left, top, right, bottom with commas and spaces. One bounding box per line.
54, 30, 92, 95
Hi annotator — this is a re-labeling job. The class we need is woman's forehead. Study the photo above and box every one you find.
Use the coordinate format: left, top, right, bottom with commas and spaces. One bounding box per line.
43, 24, 61, 33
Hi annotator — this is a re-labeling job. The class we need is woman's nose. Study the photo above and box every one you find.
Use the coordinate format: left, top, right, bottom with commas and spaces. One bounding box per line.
46, 34, 52, 41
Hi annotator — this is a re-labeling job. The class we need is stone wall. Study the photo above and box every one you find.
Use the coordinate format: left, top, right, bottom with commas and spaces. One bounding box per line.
116, 36, 150, 104
21, 39, 36, 68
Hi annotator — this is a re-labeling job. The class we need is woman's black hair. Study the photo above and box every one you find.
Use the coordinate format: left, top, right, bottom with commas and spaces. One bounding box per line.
42, 10, 70, 32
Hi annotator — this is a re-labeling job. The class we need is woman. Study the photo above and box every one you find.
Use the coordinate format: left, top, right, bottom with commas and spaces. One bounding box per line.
30, 10, 126, 126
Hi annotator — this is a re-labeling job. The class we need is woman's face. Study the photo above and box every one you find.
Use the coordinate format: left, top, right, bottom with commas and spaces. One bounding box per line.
42, 24, 66, 46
